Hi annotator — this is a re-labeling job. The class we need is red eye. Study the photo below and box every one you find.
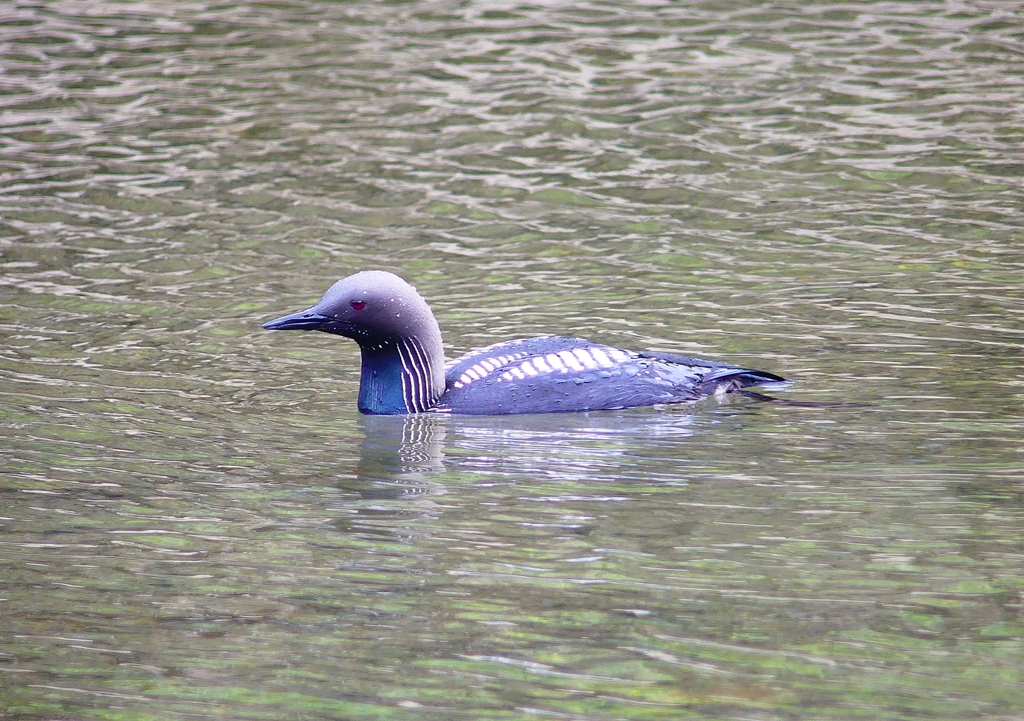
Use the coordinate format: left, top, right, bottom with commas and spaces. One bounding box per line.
350, 300, 366, 311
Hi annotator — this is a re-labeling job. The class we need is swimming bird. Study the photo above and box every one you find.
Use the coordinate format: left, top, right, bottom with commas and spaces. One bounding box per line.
263, 271, 786, 415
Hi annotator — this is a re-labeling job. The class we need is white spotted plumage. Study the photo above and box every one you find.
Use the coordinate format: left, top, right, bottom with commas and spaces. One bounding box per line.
448, 344, 644, 386
572, 348, 599, 369
519, 360, 539, 376
589, 347, 614, 368
545, 353, 566, 372
557, 350, 584, 372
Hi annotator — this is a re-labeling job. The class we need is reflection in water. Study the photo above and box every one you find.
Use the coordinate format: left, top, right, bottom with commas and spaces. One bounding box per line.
358, 414, 448, 477
354, 413, 448, 492
344, 407, 702, 556
448, 408, 696, 484
356, 407, 699, 485
357, 406, 700, 486
350, 407, 701, 509
332, 414, 450, 538
451, 407, 696, 441
2, 2, 1023, 719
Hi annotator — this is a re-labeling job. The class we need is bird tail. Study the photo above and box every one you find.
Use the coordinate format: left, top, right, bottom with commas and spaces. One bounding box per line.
640, 351, 862, 408
698, 367, 788, 395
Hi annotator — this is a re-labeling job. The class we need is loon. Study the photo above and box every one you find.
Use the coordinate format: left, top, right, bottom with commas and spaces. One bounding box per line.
263, 271, 786, 415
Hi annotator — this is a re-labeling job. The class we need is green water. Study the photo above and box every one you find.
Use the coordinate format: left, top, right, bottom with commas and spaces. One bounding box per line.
1, 1, 1022, 719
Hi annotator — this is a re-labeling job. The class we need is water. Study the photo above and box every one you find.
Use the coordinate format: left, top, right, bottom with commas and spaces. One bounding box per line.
2, 1, 1022, 719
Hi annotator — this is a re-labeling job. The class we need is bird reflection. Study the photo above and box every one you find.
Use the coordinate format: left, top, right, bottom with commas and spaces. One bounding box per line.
448, 408, 697, 483
334, 415, 449, 537
354, 407, 700, 489
354, 413, 448, 495
342, 406, 705, 537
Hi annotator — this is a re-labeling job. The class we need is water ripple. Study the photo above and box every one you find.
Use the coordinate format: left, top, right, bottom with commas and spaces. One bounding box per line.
2, 3, 1024, 719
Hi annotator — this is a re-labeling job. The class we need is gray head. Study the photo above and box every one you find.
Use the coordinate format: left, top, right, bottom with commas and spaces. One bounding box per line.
264, 271, 446, 413
263, 271, 438, 343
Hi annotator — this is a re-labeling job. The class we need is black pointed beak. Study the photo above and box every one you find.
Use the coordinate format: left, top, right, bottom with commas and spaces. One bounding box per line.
263, 309, 332, 331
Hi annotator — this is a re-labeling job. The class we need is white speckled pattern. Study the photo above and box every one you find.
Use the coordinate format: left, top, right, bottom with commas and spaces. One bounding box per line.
448, 344, 643, 389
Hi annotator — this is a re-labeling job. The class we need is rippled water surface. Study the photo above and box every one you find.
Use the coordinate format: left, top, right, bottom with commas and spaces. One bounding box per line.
2, 1, 1023, 719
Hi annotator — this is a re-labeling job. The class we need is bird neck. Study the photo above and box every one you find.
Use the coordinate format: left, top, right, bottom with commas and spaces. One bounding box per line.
357, 335, 445, 415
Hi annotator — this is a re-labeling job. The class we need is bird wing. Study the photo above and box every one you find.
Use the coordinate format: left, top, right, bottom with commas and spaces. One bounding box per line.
438, 337, 719, 415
